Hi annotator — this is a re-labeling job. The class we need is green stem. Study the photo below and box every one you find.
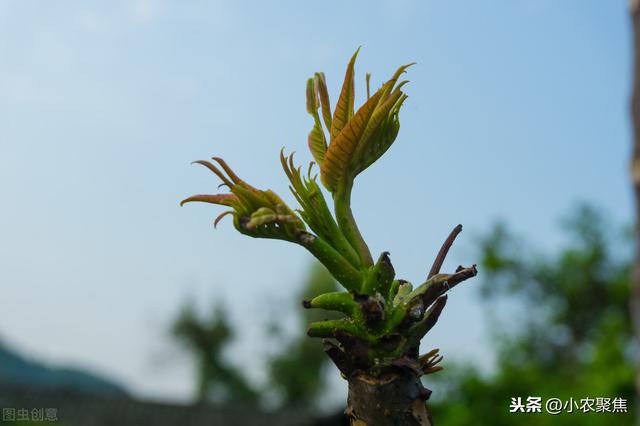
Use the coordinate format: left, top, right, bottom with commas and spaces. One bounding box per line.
321, 210, 362, 268
307, 291, 358, 315
296, 231, 363, 291
307, 318, 361, 338
303, 180, 362, 268
334, 179, 373, 267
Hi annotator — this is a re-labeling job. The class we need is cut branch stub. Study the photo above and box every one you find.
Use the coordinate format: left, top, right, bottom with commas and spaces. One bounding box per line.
428, 224, 463, 279
410, 266, 478, 309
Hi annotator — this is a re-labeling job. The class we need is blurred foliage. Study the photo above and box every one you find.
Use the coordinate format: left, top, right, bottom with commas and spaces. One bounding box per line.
429, 204, 634, 425
171, 303, 258, 405
267, 262, 340, 408
170, 263, 339, 410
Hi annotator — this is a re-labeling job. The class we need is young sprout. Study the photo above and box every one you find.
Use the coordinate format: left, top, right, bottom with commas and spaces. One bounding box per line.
183, 49, 476, 425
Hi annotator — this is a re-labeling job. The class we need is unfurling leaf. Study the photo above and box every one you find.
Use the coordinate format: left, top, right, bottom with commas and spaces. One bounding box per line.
312, 50, 412, 192
181, 159, 305, 241
321, 87, 384, 191
180, 193, 237, 207
361, 252, 395, 295
330, 47, 359, 142
280, 150, 361, 267
315, 72, 332, 130
352, 91, 408, 175
365, 72, 371, 99
306, 78, 328, 165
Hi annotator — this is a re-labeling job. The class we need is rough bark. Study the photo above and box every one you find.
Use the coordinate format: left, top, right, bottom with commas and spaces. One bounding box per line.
346, 369, 432, 426
631, 0, 640, 420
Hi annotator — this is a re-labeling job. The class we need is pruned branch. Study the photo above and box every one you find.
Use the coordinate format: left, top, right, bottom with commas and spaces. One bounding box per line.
428, 224, 463, 279
407, 295, 448, 347
410, 265, 478, 309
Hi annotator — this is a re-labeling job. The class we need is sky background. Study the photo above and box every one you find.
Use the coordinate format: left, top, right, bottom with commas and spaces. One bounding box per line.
0, 0, 632, 406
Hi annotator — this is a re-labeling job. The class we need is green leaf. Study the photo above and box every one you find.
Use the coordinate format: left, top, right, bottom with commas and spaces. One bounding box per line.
280, 151, 361, 268
306, 78, 328, 166
321, 85, 384, 191
393, 281, 414, 307
315, 72, 332, 130
306, 77, 318, 113
352, 91, 408, 175
365, 72, 371, 99
245, 207, 299, 230
379, 63, 415, 100
182, 157, 305, 240
180, 193, 237, 207
308, 123, 327, 166
387, 279, 402, 302
319, 61, 413, 191
361, 252, 395, 295
330, 47, 359, 143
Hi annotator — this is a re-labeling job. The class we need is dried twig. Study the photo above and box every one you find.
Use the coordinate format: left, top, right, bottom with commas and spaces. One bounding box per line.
428, 224, 463, 279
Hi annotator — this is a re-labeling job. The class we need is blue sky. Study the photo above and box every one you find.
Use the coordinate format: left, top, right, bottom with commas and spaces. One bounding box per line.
0, 0, 631, 403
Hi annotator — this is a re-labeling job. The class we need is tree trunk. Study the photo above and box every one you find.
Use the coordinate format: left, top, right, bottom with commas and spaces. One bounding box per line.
630, 1, 640, 424
345, 370, 432, 426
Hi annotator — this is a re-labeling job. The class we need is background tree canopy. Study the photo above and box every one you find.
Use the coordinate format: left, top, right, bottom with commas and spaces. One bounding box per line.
429, 204, 634, 425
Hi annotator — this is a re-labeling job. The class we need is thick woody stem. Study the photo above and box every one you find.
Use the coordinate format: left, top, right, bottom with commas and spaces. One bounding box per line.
346, 369, 433, 426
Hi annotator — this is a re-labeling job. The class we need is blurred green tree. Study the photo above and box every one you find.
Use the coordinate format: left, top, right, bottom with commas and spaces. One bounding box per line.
430, 205, 634, 425
171, 303, 258, 405
267, 262, 340, 408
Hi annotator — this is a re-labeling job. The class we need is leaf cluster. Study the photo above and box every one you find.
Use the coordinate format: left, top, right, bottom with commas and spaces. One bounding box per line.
182, 50, 476, 372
